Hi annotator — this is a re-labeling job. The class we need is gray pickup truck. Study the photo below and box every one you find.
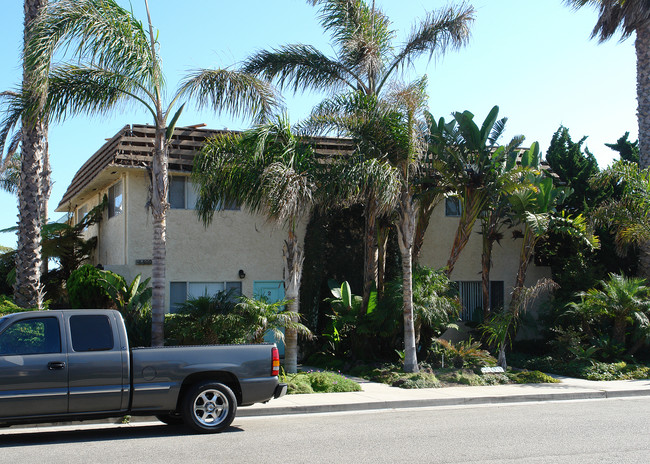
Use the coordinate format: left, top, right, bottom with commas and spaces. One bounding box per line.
0, 309, 286, 433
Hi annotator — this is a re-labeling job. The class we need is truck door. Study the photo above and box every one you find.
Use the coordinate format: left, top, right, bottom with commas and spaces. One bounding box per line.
65, 312, 127, 414
0, 315, 68, 418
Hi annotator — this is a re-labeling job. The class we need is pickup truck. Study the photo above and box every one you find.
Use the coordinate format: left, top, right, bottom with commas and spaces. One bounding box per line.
0, 309, 287, 433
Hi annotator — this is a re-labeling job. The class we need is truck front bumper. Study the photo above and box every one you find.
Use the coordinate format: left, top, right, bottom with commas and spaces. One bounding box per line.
274, 383, 288, 399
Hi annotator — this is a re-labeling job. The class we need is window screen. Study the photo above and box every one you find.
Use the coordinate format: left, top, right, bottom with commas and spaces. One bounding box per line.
169, 176, 186, 209
70, 315, 114, 351
108, 181, 123, 218
445, 197, 461, 217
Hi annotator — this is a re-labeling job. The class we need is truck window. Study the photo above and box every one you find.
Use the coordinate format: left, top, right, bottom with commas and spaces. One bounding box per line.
69, 315, 114, 351
0, 317, 61, 355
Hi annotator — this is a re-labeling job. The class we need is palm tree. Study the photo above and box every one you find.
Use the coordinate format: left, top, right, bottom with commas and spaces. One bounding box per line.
305, 79, 428, 372
244, 0, 475, 311
570, 273, 650, 348
192, 114, 319, 373
564, 1, 650, 167
26, 0, 279, 345
11, 0, 48, 309
565, 0, 650, 276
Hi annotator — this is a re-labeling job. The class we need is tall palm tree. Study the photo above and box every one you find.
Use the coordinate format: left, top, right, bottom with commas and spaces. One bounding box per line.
192, 114, 320, 373
12, 0, 48, 309
244, 0, 474, 311
565, 0, 650, 275
305, 79, 428, 372
26, 0, 279, 345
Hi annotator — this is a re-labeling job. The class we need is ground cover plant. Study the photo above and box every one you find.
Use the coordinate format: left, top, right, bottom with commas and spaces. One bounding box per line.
281, 370, 362, 394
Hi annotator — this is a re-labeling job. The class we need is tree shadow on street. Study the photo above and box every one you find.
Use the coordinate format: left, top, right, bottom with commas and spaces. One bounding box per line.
0, 423, 244, 448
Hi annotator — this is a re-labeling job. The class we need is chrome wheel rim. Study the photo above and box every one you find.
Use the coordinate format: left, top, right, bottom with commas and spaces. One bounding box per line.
192, 389, 229, 427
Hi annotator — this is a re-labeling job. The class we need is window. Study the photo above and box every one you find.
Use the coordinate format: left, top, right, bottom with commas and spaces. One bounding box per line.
169, 176, 239, 211
456, 281, 504, 322
0, 317, 61, 355
445, 197, 461, 217
69, 315, 114, 351
108, 181, 123, 218
77, 204, 88, 225
169, 281, 243, 313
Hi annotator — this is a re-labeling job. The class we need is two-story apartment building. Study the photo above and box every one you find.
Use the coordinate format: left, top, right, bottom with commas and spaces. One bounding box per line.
55, 123, 552, 323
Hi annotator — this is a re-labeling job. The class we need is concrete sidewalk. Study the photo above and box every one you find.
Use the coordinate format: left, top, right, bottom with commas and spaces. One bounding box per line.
237, 376, 650, 417
6, 375, 650, 432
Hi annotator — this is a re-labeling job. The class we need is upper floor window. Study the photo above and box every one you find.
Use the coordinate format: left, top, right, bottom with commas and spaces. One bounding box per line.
169, 176, 239, 211
108, 181, 123, 218
445, 196, 461, 217
77, 204, 88, 225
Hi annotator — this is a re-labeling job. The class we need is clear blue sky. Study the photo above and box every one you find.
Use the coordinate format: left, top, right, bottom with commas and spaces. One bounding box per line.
0, 0, 637, 249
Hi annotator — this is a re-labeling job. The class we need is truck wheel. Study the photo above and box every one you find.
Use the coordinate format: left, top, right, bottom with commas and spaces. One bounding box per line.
156, 413, 184, 426
182, 381, 237, 433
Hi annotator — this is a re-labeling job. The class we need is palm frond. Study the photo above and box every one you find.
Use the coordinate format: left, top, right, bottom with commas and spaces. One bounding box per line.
0, 90, 23, 162
26, 0, 157, 93
381, 3, 474, 91
0, 151, 20, 195
177, 68, 283, 123
314, 0, 393, 88
244, 44, 355, 94
46, 64, 154, 122
565, 0, 650, 42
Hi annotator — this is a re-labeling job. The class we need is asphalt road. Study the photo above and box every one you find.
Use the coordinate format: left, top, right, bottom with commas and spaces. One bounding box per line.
2, 398, 650, 463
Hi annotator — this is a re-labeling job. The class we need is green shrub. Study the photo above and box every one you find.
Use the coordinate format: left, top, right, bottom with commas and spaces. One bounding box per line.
308, 371, 362, 392
392, 372, 441, 389
282, 371, 361, 394
67, 264, 119, 309
0, 295, 22, 315
432, 339, 496, 368
508, 370, 560, 384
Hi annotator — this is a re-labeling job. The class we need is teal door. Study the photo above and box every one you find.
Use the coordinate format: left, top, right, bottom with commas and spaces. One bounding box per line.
253, 281, 285, 356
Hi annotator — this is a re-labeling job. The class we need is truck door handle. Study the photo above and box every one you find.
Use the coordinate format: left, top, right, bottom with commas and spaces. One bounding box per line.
47, 361, 66, 370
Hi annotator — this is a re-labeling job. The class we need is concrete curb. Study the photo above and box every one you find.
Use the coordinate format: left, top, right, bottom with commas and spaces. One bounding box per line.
237, 388, 650, 417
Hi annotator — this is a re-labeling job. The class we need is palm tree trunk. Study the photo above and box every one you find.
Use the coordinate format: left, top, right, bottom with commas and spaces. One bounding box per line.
481, 241, 493, 320
283, 229, 304, 374
612, 315, 627, 348
362, 199, 379, 314
14, 0, 48, 309
40, 126, 50, 282
413, 197, 437, 263
150, 126, 168, 347
636, 22, 650, 169
510, 228, 536, 314
396, 189, 418, 373
636, 21, 650, 279
377, 221, 389, 298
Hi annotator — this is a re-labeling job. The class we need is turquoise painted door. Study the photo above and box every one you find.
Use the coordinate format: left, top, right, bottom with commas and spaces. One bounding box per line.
253, 281, 285, 356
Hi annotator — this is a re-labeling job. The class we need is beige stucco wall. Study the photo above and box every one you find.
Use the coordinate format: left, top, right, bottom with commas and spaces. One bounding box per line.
418, 201, 552, 307
95, 170, 304, 310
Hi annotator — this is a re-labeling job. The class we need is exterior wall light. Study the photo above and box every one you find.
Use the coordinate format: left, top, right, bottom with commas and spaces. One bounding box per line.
238, 269, 246, 279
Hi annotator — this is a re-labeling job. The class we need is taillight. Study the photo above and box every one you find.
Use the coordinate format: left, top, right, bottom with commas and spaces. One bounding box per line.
271, 346, 280, 376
